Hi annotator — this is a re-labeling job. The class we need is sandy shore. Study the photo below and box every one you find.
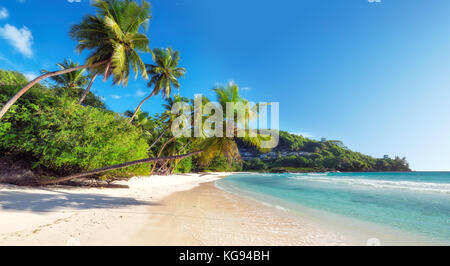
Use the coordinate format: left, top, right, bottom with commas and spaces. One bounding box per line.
0, 173, 228, 246
0, 173, 430, 246
132, 181, 361, 245
0, 172, 354, 246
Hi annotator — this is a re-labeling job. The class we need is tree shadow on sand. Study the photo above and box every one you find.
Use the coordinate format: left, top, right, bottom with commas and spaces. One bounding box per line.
0, 189, 157, 213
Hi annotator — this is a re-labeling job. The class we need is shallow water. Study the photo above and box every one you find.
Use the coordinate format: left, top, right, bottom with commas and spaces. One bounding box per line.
216, 172, 450, 244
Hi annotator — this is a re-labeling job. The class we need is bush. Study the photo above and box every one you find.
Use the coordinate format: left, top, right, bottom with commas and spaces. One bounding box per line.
0, 70, 29, 85
199, 155, 242, 172
0, 85, 149, 179
174, 157, 193, 173
52, 86, 106, 109
243, 158, 267, 171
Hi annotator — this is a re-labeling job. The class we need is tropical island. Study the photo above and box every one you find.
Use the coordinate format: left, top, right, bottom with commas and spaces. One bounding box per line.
0, 67, 410, 185
3, 0, 444, 248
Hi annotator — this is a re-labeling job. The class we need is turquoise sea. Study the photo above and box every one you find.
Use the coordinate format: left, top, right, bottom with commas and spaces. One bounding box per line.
216, 172, 450, 244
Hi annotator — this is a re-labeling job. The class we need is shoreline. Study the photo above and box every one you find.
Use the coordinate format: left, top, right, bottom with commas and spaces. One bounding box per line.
216, 179, 442, 246
0, 172, 443, 246
133, 181, 362, 245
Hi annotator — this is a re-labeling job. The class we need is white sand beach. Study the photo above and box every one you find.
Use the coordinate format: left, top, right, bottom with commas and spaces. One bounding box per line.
0, 172, 430, 246
0, 173, 229, 246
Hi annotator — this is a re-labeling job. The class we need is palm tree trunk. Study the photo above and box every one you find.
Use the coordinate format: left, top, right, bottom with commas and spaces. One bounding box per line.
0, 59, 109, 119
79, 73, 98, 104
170, 141, 192, 174
38, 151, 202, 186
150, 135, 177, 175
103, 59, 112, 81
148, 126, 170, 150
129, 92, 153, 123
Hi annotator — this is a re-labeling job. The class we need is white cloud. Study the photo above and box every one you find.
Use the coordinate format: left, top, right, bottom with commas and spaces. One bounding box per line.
136, 89, 146, 97
67, 0, 81, 3
0, 7, 9, 20
111, 95, 122, 100
241, 87, 251, 91
0, 24, 33, 58
23, 72, 38, 81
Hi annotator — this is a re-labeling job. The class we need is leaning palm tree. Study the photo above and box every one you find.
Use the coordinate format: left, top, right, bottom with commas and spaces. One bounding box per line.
37, 84, 262, 185
0, 0, 151, 119
128, 47, 186, 122
79, 72, 99, 104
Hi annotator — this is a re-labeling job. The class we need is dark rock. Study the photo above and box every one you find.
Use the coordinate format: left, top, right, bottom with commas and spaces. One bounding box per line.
0, 159, 39, 186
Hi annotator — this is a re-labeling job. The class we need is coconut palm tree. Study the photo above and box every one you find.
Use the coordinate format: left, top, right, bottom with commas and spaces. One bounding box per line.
42, 59, 89, 90
128, 47, 186, 122
79, 72, 98, 104
149, 95, 191, 174
196, 82, 263, 166
0, 0, 151, 119
38, 84, 263, 184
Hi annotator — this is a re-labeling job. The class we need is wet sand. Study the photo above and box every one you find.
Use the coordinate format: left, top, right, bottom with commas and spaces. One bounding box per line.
133, 181, 360, 245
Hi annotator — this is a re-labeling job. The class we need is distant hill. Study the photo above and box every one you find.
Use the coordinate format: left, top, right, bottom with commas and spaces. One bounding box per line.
237, 131, 411, 172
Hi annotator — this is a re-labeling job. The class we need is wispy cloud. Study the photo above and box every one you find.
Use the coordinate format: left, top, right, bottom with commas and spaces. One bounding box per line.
0, 7, 9, 20
0, 24, 33, 58
136, 89, 146, 97
67, 0, 81, 3
23, 72, 38, 81
111, 95, 122, 100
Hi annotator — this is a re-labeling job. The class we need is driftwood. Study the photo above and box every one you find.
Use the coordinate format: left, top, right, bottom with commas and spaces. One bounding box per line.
38, 150, 202, 186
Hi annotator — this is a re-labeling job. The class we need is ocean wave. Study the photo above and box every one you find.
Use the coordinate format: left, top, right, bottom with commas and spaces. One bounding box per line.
288, 176, 450, 194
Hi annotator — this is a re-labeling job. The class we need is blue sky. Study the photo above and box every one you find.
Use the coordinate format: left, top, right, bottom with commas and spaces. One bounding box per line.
1, 0, 450, 170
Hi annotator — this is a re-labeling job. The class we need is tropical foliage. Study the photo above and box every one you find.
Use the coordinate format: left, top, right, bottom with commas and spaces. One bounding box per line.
70, 0, 151, 85
129, 47, 186, 122
241, 131, 411, 172
0, 82, 149, 180
0, 0, 412, 186
42, 59, 89, 90
0, 0, 152, 119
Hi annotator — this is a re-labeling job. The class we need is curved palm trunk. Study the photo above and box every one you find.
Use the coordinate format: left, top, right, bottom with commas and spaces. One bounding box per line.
103, 59, 112, 81
129, 92, 153, 123
148, 126, 170, 150
79, 73, 98, 104
38, 151, 202, 186
0, 60, 109, 119
150, 135, 177, 175
170, 140, 192, 174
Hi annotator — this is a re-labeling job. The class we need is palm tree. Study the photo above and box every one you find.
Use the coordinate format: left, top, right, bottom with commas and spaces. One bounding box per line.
128, 47, 186, 122
42, 59, 89, 90
38, 84, 263, 184
0, 0, 151, 119
149, 95, 191, 174
79, 72, 98, 104
197, 82, 263, 166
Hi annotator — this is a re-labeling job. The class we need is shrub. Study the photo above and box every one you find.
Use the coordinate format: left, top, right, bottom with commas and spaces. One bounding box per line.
0, 70, 29, 85
0, 85, 149, 179
174, 157, 193, 173
198, 155, 242, 172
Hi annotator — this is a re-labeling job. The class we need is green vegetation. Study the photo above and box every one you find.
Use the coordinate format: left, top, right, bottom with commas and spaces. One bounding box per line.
0, 70, 29, 86
0, 83, 149, 180
129, 47, 186, 122
0, 0, 411, 186
0, 0, 151, 119
240, 131, 411, 172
